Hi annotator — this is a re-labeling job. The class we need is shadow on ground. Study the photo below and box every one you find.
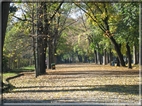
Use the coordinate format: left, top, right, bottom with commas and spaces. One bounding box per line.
11, 84, 139, 95
47, 70, 139, 76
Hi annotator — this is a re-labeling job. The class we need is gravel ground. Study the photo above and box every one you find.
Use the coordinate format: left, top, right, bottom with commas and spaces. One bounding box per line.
2, 63, 141, 106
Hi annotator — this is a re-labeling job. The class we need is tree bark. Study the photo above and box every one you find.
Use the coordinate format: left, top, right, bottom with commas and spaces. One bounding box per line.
103, 49, 107, 65
126, 43, 132, 69
109, 48, 113, 66
36, 3, 47, 75
133, 45, 137, 64
94, 50, 98, 64
78, 54, 82, 62
48, 41, 54, 69
98, 53, 102, 65
109, 36, 125, 66
2, 2, 10, 48
39, 42, 46, 74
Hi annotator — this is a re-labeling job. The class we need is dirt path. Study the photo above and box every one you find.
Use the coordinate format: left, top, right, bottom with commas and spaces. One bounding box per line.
2, 63, 141, 105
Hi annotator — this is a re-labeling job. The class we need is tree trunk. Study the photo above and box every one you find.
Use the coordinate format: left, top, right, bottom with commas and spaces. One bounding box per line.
103, 49, 106, 65
140, 46, 142, 66
133, 45, 137, 64
94, 50, 98, 64
107, 53, 109, 64
139, 3, 142, 67
1, 1, 10, 89
116, 57, 120, 66
48, 41, 54, 69
31, 4, 37, 70
109, 36, 125, 66
2, 2, 10, 48
36, 3, 48, 75
39, 47, 46, 74
126, 43, 132, 69
84, 55, 88, 63
98, 53, 102, 65
78, 55, 82, 62
109, 48, 113, 66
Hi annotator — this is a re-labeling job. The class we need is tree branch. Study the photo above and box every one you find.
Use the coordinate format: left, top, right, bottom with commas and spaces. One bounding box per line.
50, 1, 64, 21
74, 3, 106, 32
13, 15, 27, 21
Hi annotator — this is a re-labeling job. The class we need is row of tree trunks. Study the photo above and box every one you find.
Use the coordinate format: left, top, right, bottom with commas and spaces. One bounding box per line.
94, 42, 140, 68
94, 47, 113, 65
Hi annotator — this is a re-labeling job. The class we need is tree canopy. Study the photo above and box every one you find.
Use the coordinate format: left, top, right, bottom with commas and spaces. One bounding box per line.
3, 2, 140, 75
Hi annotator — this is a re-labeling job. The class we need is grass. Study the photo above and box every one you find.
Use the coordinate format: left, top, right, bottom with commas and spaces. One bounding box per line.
2, 73, 18, 84
3, 73, 18, 78
2, 65, 35, 84
2, 65, 35, 92
19, 65, 35, 70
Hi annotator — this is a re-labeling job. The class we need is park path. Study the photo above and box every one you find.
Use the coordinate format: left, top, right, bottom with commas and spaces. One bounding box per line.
2, 63, 141, 106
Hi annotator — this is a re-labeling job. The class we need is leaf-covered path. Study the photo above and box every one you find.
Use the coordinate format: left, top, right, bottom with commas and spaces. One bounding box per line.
2, 63, 141, 105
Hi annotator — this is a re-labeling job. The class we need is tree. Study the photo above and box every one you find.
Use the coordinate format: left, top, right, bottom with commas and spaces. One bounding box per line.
3, 17, 34, 70
47, 3, 74, 68
11, 2, 64, 75
114, 3, 139, 68
75, 2, 126, 66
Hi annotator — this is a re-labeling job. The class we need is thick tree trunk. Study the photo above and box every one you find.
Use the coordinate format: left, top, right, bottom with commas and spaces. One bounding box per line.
2, 2, 10, 48
116, 57, 120, 66
126, 43, 132, 69
36, 3, 48, 75
39, 48, 46, 74
1, 2, 10, 91
109, 36, 125, 66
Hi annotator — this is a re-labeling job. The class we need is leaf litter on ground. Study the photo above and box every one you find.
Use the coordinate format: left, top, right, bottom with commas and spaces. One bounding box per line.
2, 63, 141, 104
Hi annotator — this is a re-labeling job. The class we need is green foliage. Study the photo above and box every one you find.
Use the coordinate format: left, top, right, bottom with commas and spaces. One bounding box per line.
56, 33, 73, 55
3, 12, 33, 69
114, 3, 139, 53
4, 2, 140, 66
